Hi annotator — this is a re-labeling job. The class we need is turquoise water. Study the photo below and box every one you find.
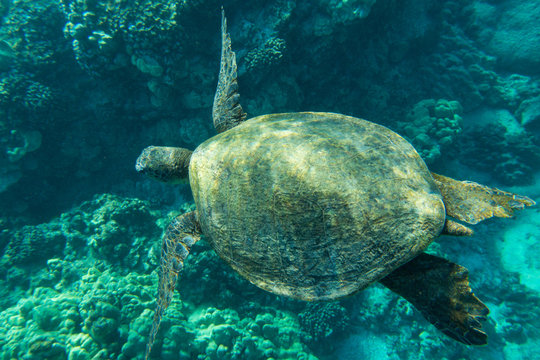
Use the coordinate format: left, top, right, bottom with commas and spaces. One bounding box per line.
0, 0, 539, 359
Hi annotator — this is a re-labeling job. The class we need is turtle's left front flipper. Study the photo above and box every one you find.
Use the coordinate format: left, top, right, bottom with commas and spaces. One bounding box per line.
146, 211, 201, 360
380, 253, 489, 345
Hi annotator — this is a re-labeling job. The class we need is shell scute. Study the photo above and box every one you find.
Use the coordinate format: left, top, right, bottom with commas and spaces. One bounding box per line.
190, 112, 445, 300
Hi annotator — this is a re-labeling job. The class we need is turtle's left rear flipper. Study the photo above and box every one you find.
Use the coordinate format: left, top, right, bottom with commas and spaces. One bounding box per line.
380, 253, 489, 345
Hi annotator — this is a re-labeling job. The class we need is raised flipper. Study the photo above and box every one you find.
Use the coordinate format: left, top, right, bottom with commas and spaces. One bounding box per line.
135, 146, 192, 183
380, 253, 489, 345
145, 211, 201, 360
431, 172, 536, 225
212, 8, 247, 133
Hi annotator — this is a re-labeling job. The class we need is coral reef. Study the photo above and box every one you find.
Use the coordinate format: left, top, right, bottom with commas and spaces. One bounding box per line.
1, 221, 64, 269
293, 0, 377, 40
59, 0, 225, 109
156, 306, 315, 360
398, 99, 463, 164
0, 266, 156, 360
2, 0, 68, 70
0, 73, 52, 193
0, 0, 73, 195
60, 0, 179, 77
244, 37, 286, 74
0, 194, 319, 359
299, 302, 350, 354
458, 108, 540, 184
466, 0, 540, 75
0, 194, 161, 310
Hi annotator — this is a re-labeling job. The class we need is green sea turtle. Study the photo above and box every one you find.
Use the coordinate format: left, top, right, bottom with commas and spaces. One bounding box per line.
137, 10, 535, 358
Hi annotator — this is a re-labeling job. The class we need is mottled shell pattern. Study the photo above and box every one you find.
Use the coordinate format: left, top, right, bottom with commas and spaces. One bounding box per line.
189, 111, 446, 301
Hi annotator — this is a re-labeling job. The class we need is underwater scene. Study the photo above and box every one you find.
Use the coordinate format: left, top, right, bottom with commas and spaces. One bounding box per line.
1, 0, 540, 359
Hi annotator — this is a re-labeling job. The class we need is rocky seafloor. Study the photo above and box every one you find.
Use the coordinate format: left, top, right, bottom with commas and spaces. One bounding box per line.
1, 190, 539, 360
0, 0, 539, 359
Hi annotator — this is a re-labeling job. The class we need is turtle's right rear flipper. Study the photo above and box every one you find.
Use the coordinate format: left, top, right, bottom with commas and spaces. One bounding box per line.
431, 172, 535, 225
380, 253, 489, 345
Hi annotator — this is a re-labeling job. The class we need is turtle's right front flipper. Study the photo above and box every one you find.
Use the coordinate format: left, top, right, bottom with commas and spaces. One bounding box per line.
380, 253, 489, 345
145, 211, 201, 360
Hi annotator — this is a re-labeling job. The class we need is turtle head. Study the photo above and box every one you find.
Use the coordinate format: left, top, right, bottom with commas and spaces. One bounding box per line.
136, 146, 192, 184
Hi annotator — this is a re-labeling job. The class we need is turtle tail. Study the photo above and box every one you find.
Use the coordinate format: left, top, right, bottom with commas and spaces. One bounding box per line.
145, 211, 201, 360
